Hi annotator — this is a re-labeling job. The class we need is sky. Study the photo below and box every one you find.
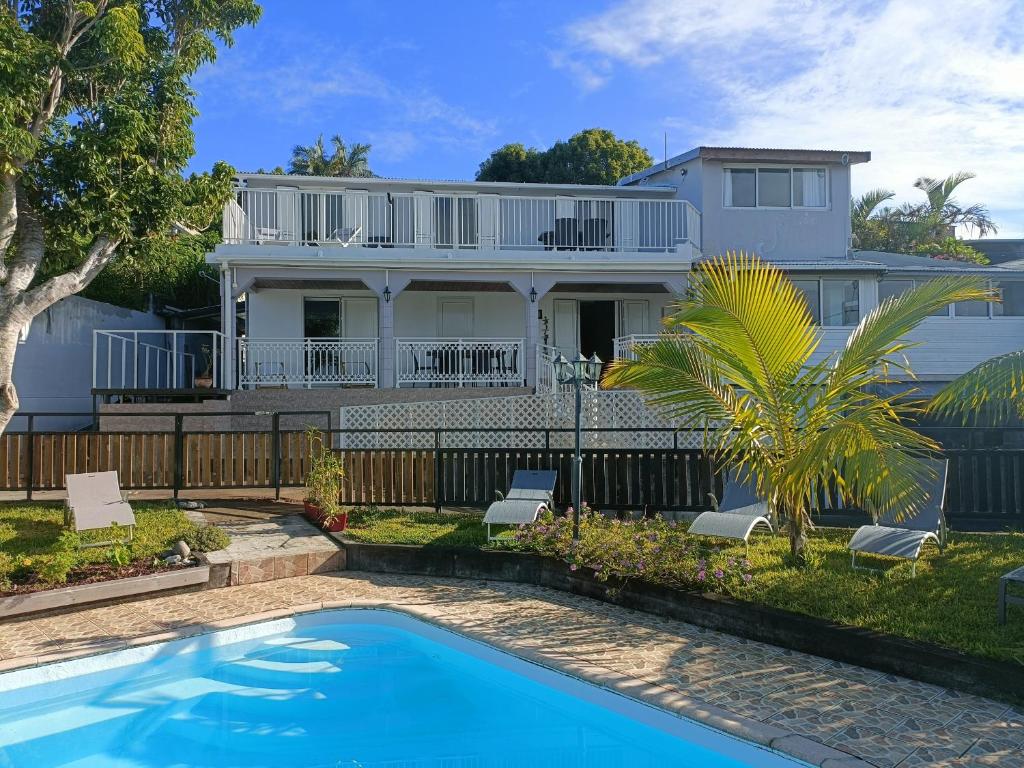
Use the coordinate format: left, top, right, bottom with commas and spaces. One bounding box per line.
188, 0, 1024, 237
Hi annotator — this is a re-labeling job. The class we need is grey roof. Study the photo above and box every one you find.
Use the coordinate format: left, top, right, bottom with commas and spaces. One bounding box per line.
851, 250, 1021, 275
964, 238, 1024, 265
619, 146, 871, 186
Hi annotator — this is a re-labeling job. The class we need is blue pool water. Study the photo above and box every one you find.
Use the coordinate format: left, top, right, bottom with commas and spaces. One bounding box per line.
0, 610, 805, 767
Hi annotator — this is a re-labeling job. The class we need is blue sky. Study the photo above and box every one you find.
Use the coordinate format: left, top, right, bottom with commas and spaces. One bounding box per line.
189, 0, 1024, 236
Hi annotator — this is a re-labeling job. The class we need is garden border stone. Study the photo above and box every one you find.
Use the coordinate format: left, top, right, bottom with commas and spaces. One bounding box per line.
0, 560, 210, 619
337, 538, 1024, 705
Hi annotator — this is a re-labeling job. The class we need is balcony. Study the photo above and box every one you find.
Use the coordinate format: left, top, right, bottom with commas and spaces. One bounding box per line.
237, 338, 378, 389
223, 184, 700, 255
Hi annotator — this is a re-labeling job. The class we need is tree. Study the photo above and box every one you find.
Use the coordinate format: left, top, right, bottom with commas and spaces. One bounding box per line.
476, 129, 653, 185
288, 134, 373, 177
929, 350, 1024, 423
851, 171, 995, 263
604, 252, 990, 561
0, 1, 261, 435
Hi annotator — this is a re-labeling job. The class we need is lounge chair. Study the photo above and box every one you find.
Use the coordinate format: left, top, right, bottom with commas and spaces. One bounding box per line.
687, 472, 773, 550
65, 471, 136, 547
848, 459, 947, 577
483, 469, 557, 541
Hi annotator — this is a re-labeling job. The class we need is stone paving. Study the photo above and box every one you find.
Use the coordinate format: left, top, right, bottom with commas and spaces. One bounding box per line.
0, 573, 1021, 767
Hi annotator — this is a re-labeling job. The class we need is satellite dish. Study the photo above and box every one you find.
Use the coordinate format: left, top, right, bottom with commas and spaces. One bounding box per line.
841, 153, 850, 166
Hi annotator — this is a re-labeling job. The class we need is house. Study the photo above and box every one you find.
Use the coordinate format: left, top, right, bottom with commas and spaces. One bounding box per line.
92, 146, 1024, 399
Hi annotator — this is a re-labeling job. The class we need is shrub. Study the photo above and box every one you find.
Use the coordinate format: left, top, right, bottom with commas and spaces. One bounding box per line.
509, 509, 753, 592
304, 427, 345, 525
0, 552, 13, 592
182, 524, 230, 553
106, 543, 133, 569
38, 531, 81, 585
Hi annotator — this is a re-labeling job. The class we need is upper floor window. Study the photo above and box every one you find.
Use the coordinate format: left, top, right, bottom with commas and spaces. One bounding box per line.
724, 167, 828, 209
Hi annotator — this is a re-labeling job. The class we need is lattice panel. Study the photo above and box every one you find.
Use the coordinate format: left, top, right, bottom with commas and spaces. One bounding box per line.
337, 392, 704, 449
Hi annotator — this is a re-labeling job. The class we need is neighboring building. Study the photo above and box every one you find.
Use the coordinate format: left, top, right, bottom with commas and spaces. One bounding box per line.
964, 238, 1024, 268
14, 296, 164, 429
90, 145, 1024, 397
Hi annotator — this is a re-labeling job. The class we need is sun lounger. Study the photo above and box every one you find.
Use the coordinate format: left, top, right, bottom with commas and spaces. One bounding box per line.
65, 471, 136, 547
483, 469, 557, 541
848, 459, 947, 577
687, 472, 773, 550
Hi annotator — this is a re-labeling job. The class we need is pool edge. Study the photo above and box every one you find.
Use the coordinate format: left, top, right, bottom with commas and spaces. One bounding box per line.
0, 600, 869, 768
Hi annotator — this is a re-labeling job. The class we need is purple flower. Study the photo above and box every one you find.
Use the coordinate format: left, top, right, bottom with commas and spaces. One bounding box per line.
570, 564, 578, 571
697, 570, 706, 582
742, 573, 753, 583
714, 569, 724, 579
593, 564, 602, 571
727, 558, 736, 567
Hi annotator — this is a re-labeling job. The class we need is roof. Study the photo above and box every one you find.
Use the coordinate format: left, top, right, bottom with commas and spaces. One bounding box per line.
618, 146, 872, 186
692, 251, 1021, 275
963, 238, 1024, 265
234, 173, 678, 198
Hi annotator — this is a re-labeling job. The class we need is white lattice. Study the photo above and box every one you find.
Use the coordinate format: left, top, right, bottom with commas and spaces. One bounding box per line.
337, 391, 704, 449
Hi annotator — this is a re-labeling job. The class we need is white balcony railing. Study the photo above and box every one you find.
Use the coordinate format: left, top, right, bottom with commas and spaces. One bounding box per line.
237, 338, 378, 389
224, 188, 700, 252
613, 334, 662, 362
395, 338, 525, 387
93, 330, 225, 391
535, 344, 600, 394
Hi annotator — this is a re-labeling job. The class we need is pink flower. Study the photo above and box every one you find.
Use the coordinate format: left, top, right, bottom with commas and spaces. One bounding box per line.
569, 564, 578, 571
697, 570, 706, 581
714, 569, 724, 579
742, 573, 753, 583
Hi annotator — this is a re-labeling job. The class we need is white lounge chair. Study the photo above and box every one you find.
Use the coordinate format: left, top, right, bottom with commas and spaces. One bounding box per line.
483, 469, 557, 541
687, 472, 773, 551
848, 459, 947, 577
65, 471, 136, 547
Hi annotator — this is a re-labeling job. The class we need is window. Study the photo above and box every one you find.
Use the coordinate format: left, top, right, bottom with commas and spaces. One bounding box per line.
791, 279, 821, 323
724, 166, 828, 209
954, 298, 989, 317
724, 168, 756, 207
993, 281, 1024, 317
793, 168, 827, 207
822, 280, 860, 326
878, 279, 914, 305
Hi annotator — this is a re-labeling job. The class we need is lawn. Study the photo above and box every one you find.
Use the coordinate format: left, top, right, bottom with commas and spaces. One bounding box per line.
0, 501, 197, 589
338, 505, 1024, 665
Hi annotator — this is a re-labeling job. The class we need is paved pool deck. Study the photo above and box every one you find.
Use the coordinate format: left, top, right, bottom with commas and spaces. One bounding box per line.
0, 573, 1021, 767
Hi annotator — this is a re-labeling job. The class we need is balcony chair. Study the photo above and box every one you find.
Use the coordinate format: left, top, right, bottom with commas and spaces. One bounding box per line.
483, 469, 558, 541
848, 459, 948, 577
581, 217, 610, 250
687, 471, 773, 551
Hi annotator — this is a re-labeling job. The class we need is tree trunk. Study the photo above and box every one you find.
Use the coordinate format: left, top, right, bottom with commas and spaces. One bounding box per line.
787, 508, 809, 565
0, 311, 25, 435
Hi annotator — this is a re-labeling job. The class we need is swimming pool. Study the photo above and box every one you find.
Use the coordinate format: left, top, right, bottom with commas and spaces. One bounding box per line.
0, 609, 806, 767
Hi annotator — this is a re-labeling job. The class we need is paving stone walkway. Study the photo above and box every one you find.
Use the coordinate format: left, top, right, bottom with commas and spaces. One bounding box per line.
0, 573, 1021, 767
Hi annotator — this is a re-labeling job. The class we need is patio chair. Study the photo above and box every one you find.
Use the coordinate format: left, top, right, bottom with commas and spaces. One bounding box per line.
848, 459, 948, 577
483, 469, 557, 541
687, 471, 773, 551
65, 471, 136, 547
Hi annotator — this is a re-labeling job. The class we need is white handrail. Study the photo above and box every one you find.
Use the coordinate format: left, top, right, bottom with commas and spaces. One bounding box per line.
226, 187, 700, 253
237, 337, 378, 389
395, 337, 525, 388
93, 330, 225, 390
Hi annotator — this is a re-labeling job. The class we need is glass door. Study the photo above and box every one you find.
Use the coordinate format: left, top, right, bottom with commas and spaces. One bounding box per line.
303, 298, 342, 384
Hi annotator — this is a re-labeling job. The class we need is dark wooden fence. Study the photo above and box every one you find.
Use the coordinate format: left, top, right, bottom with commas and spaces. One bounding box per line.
1, 418, 1022, 530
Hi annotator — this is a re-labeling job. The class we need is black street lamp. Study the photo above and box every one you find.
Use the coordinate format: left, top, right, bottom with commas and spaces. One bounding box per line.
554, 351, 602, 542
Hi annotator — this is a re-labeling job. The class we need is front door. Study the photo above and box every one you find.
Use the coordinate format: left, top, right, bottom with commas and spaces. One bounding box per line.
303, 298, 342, 383
579, 300, 616, 367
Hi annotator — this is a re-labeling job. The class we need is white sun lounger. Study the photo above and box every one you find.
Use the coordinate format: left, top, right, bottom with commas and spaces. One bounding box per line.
849, 459, 947, 577
65, 471, 136, 546
483, 469, 557, 541
687, 472, 773, 550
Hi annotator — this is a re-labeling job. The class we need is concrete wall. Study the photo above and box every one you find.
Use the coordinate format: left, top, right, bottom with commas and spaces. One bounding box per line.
12, 296, 164, 430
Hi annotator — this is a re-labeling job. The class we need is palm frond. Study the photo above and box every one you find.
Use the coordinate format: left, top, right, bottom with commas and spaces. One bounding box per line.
928, 350, 1024, 422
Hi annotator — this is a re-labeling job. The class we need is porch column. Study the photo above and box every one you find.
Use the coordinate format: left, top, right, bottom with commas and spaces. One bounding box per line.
510, 275, 553, 390
220, 265, 235, 389
365, 272, 411, 388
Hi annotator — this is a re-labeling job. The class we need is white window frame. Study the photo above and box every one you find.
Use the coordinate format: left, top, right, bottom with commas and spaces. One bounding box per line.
792, 277, 861, 327
881, 277, 1022, 319
723, 165, 830, 210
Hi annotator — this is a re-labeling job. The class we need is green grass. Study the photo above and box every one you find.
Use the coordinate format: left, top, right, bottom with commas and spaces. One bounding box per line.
342, 507, 488, 547
338, 505, 1024, 665
0, 501, 195, 579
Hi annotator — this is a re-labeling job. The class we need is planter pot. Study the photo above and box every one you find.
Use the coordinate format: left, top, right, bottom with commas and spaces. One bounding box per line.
194, 376, 214, 389
303, 501, 348, 532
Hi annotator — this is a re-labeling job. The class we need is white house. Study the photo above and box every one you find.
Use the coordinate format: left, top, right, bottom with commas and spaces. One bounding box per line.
93, 146, 1024, 397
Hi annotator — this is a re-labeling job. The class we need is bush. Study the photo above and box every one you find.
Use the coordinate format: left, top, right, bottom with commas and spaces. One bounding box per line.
106, 543, 133, 568
508, 509, 753, 592
38, 531, 80, 585
182, 524, 230, 553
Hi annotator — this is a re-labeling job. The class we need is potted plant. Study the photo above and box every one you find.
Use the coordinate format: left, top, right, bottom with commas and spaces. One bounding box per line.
302, 427, 347, 532
194, 344, 214, 389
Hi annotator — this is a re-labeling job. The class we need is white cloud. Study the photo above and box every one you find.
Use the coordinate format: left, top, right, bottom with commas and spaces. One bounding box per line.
561, 0, 1024, 236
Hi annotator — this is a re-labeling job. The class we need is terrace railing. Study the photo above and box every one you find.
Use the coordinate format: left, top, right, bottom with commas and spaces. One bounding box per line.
93, 330, 225, 391
395, 338, 525, 388
535, 344, 599, 394
612, 334, 661, 362
237, 337, 378, 389
225, 188, 700, 252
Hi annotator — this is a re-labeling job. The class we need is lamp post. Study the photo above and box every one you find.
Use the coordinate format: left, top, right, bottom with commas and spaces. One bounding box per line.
554, 352, 602, 542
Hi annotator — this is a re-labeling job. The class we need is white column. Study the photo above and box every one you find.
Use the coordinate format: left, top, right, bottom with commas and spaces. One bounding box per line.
377, 294, 395, 388
220, 266, 236, 389
509, 275, 552, 390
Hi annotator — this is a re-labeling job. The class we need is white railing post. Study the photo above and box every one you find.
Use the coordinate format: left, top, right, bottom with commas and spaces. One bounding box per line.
92, 330, 98, 388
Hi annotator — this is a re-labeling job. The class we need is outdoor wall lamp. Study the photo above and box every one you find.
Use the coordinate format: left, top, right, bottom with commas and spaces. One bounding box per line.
383, 285, 391, 303
553, 352, 603, 543
529, 285, 538, 303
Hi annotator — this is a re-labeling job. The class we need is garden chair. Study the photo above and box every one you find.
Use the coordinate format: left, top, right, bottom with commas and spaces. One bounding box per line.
848, 459, 948, 577
483, 469, 557, 541
64, 471, 136, 547
687, 471, 773, 551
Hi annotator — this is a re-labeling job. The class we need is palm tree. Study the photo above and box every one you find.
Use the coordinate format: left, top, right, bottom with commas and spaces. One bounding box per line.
603, 253, 991, 561
288, 134, 374, 177
850, 188, 895, 250
928, 350, 1024, 423
913, 171, 997, 238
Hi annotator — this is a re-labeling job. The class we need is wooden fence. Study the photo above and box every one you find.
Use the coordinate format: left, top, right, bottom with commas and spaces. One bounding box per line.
1, 426, 1022, 529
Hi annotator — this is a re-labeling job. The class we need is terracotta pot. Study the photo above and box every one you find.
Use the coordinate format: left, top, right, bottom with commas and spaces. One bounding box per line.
303, 501, 347, 532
